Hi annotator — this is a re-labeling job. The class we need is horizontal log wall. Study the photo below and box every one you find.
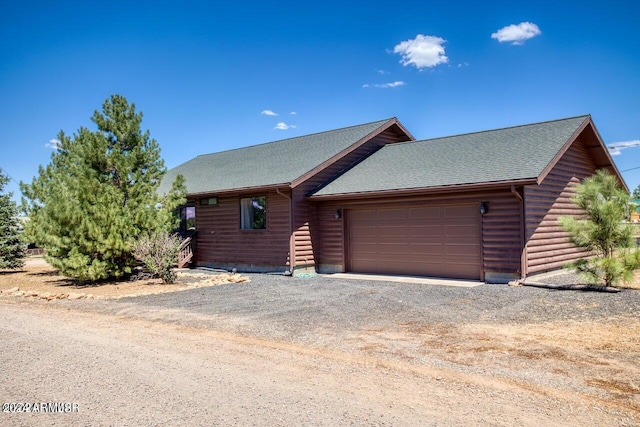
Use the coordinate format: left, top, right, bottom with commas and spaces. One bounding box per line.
524, 138, 596, 274
315, 200, 346, 272
481, 192, 523, 277
191, 191, 291, 271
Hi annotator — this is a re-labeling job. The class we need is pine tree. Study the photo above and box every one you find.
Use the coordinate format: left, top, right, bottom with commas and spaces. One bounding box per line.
21, 95, 185, 281
0, 170, 26, 269
560, 169, 640, 287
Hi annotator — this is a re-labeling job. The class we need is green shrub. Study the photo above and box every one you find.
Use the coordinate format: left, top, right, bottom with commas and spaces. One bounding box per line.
560, 170, 640, 287
21, 95, 186, 281
0, 170, 26, 269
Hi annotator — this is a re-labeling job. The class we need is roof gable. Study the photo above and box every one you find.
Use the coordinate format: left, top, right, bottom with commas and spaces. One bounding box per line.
159, 118, 406, 195
312, 115, 595, 197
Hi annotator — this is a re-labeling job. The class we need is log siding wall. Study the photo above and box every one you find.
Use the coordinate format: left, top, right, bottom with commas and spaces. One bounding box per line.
481, 192, 523, 280
524, 138, 597, 274
191, 190, 291, 271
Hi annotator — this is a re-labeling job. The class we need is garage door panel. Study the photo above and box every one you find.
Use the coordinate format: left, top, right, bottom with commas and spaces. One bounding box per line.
351, 225, 376, 236
445, 224, 478, 237
348, 205, 480, 280
377, 209, 408, 221
408, 235, 442, 244
350, 209, 377, 221
442, 264, 478, 277
378, 243, 411, 254
444, 205, 477, 218
408, 206, 441, 219
378, 226, 408, 238
351, 242, 377, 252
410, 243, 444, 255
408, 225, 441, 237
446, 244, 481, 256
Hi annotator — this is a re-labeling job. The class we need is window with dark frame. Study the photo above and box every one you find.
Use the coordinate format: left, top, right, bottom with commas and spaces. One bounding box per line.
240, 196, 266, 230
199, 197, 218, 206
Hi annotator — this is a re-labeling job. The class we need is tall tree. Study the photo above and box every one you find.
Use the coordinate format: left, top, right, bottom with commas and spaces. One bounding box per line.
632, 184, 640, 200
560, 169, 639, 287
0, 170, 26, 269
21, 95, 185, 281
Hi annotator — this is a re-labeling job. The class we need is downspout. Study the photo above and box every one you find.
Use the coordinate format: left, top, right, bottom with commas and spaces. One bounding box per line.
511, 185, 527, 279
276, 188, 295, 274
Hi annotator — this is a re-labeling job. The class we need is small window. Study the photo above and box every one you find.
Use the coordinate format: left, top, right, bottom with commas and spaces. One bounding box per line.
200, 197, 218, 206
240, 196, 266, 230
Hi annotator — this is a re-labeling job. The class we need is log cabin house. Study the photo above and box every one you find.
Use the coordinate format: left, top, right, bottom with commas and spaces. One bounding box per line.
159, 115, 626, 283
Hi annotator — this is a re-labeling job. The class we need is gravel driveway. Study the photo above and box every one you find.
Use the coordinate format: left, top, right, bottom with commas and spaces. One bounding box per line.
64, 272, 640, 343
6, 272, 640, 425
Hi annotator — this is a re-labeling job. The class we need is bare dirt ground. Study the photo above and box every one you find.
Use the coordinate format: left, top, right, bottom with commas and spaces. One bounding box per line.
1, 259, 639, 425
0, 257, 249, 299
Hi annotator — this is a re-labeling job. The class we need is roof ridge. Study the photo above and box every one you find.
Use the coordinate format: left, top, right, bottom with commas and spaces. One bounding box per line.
398, 114, 591, 146
195, 117, 395, 158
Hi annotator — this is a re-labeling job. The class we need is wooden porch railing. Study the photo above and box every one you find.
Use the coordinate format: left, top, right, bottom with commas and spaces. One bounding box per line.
177, 231, 196, 268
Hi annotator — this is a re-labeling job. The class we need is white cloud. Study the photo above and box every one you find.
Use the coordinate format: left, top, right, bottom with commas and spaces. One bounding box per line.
491, 22, 541, 45
362, 81, 406, 88
274, 122, 296, 130
607, 140, 640, 155
290, 111, 297, 115
393, 34, 448, 69
261, 110, 278, 116
376, 69, 388, 75
45, 138, 61, 150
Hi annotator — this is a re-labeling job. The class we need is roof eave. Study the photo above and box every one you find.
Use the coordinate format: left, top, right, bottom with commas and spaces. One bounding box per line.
585, 118, 629, 192
308, 178, 538, 201
536, 116, 591, 184
536, 116, 628, 192
186, 183, 291, 198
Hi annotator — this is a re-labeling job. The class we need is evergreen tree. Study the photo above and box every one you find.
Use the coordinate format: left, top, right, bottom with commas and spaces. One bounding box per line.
560, 169, 639, 287
632, 184, 640, 200
0, 170, 26, 269
21, 95, 185, 281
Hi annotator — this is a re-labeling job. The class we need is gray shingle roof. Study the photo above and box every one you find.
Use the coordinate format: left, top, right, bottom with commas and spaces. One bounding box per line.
312, 115, 589, 197
159, 119, 395, 195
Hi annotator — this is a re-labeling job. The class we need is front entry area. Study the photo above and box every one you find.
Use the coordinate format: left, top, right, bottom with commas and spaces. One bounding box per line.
347, 204, 481, 280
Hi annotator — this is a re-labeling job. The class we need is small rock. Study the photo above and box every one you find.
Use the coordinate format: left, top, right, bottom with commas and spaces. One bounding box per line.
24, 290, 39, 297
39, 292, 51, 300
2, 287, 19, 294
13, 291, 25, 297
67, 292, 85, 300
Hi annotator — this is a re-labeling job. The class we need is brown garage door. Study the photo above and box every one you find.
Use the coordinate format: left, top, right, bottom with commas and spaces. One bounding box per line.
348, 204, 481, 280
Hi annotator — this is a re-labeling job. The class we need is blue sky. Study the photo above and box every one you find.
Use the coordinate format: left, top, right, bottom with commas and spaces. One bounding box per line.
1, 0, 639, 203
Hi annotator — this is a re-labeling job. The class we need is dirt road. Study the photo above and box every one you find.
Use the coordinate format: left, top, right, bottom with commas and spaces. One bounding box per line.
1, 299, 636, 426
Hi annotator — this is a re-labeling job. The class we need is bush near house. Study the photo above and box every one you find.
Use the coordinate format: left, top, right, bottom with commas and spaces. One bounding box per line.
560, 169, 640, 287
133, 232, 182, 284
